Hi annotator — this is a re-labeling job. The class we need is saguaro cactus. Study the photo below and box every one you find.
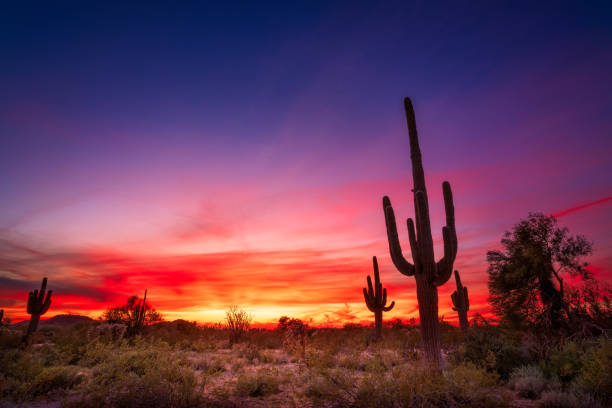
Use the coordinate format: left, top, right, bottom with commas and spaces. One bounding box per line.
23, 277, 52, 344
130, 289, 148, 336
382, 97, 457, 366
363, 256, 395, 340
0, 309, 4, 326
451, 270, 469, 332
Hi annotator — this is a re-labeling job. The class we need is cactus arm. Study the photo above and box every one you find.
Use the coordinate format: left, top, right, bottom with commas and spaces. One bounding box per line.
464, 287, 469, 310
383, 300, 395, 312
42, 291, 52, 314
433, 182, 457, 287
38, 278, 47, 303
406, 218, 419, 268
363, 288, 375, 312
383, 197, 415, 276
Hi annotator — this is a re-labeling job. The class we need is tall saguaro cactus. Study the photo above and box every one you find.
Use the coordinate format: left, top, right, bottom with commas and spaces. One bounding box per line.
382, 97, 458, 366
451, 270, 469, 332
23, 277, 52, 344
363, 256, 395, 340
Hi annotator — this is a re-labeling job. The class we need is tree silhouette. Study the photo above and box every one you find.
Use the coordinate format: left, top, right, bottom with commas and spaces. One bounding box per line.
102, 291, 162, 336
487, 213, 592, 330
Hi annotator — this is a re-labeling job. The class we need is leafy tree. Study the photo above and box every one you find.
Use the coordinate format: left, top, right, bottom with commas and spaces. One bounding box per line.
487, 213, 593, 331
102, 294, 163, 336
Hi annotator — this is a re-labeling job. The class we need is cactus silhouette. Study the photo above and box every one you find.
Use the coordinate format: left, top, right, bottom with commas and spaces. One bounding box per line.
382, 97, 458, 366
363, 256, 395, 340
130, 289, 148, 336
23, 277, 52, 344
451, 270, 469, 332
0, 309, 4, 326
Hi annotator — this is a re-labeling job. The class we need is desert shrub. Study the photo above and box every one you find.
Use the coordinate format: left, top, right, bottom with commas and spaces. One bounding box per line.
235, 368, 281, 397
508, 365, 547, 398
444, 363, 511, 407
337, 350, 363, 370
354, 373, 395, 408
0, 329, 24, 349
233, 342, 260, 363
193, 356, 225, 375
546, 341, 583, 384
451, 322, 527, 379
20, 366, 84, 398
574, 339, 612, 404
225, 305, 252, 345
65, 343, 203, 408
538, 390, 592, 408
302, 368, 355, 407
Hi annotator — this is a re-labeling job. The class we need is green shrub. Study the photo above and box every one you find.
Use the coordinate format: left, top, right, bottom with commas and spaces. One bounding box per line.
538, 390, 593, 408
65, 344, 203, 408
235, 369, 281, 397
509, 365, 547, 398
451, 323, 528, 379
22, 366, 84, 398
445, 363, 510, 407
575, 339, 612, 405
547, 342, 583, 384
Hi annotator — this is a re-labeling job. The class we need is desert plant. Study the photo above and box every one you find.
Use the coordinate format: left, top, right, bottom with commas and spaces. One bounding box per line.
235, 368, 281, 397
487, 213, 592, 331
278, 316, 308, 357
451, 270, 469, 332
225, 305, 252, 345
22, 277, 52, 344
101, 290, 162, 337
509, 365, 547, 399
538, 390, 587, 408
382, 97, 458, 366
363, 256, 395, 341
575, 339, 611, 404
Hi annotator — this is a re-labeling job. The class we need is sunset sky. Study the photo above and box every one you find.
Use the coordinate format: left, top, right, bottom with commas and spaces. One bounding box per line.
1, 1, 611, 326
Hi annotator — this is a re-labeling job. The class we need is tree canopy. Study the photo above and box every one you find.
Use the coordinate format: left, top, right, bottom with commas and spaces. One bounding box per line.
487, 213, 594, 331
102, 294, 163, 335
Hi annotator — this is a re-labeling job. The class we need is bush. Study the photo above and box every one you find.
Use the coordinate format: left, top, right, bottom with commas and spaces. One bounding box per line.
235, 369, 281, 397
451, 322, 528, 379
575, 339, 612, 405
546, 342, 584, 384
225, 306, 252, 345
538, 390, 590, 408
508, 365, 547, 399
23, 366, 84, 398
444, 363, 510, 407
65, 343, 203, 408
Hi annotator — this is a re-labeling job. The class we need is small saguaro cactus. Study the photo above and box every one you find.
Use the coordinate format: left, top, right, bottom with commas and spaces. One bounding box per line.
382, 97, 458, 366
23, 277, 52, 344
363, 256, 395, 340
451, 270, 469, 332
0, 309, 4, 326
130, 289, 148, 336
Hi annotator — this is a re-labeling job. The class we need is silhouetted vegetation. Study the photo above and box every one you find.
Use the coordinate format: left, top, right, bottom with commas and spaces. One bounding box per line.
363, 256, 395, 341
488, 213, 610, 335
451, 270, 470, 332
101, 290, 163, 337
1, 98, 610, 407
22, 277, 52, 345
225, 305, 252, 346
382, 97, 458, 366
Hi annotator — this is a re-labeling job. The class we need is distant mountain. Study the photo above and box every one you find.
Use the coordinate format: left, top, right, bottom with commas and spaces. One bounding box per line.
11, 314, 95, 328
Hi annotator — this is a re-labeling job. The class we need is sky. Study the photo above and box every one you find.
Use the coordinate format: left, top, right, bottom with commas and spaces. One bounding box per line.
1, 1, 611, 326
